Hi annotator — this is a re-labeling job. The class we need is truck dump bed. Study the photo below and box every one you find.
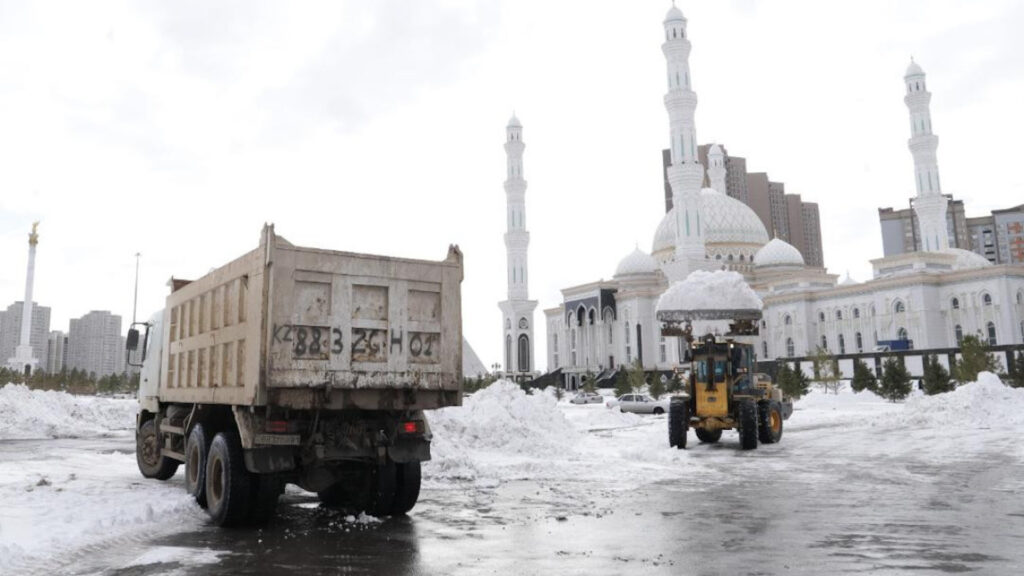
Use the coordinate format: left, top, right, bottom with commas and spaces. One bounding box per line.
158, 225, 463, 410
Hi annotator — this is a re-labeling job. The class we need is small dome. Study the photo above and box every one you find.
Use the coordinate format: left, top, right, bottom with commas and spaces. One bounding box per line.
944, 248, 991, 271
700, 187, 770, 246
905, 59, 924, 77
754, 238, 805, 268
708, 143, 723, 157
508, 113, 522, 128
664, 4, 685, 23
840, 271, 858, 285
615, 247, 658, 277
652, 208, 676, 256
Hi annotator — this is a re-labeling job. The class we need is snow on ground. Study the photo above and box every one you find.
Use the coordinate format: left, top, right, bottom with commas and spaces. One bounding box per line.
0, 384, 136, 440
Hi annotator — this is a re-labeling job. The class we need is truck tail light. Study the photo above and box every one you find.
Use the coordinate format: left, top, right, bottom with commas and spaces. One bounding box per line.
266, 420, 288, 433
400, 421, 420, 435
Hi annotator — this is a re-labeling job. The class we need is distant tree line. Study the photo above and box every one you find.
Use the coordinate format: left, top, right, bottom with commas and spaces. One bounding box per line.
0, 366, 139, 395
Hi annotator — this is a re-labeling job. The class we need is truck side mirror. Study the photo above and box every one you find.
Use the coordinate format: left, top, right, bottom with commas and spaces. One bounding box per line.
126, 328, 140, 351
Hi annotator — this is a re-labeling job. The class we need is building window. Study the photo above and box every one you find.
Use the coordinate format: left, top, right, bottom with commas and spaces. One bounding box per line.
819, 311, 825, 322
552, 334, 559, 367
838, 334, 846, 354
955, 325, 963, 345
836, 310, 842, 321
897, 327, 908, 341
624, 323, 630, 344
1017, 291, 1023, 305
518, 335, 531, 372
608, 323, 613, 345
870, 305, 876, 317
987, 322, 997, 346
762, 341, 768, 358
855, 332, 863, 352
821, 335, 828, 350
894, 300, 905, 314
853, 308, 860, 319
659, 336, 666, 364
784, 314, 792, 326
951, 297, 960, 310
570, 330, 577, 366
786, 338, 795, 357
505, 335, 512, 371
982, 293, 992, 306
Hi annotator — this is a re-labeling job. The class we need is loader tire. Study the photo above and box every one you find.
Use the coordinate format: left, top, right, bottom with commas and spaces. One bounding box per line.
738, 399, 758, 451
247, 474, 283, 525
205, 431, 252, 527
391, 461, 422, 516
695, 428, 722, 443
758, 401, 784, 444
668, 398, 688, 449
137, 419, 179, 480
185, 424, 209, 508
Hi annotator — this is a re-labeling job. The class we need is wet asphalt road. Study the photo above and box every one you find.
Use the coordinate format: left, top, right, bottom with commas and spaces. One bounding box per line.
16, 416, 1024, 576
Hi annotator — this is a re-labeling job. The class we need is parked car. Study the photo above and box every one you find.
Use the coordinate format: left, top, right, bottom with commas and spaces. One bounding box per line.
606, 394, 671, 415
571, 391, 604, 405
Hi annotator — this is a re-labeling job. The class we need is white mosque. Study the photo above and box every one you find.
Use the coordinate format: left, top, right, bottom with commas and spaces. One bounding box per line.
533, 4, 1024, 388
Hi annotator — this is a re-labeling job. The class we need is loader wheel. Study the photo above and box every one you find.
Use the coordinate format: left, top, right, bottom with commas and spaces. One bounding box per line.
738, 399, 758, 450
205, 431, 252, 527
391, 461, 422, 516
668, 397, 688, 449
185, 424, 209, 508
247, 473, 283, 525
695, 428, 722, 443
137, 419, 179, 480
758, 401, 784, 444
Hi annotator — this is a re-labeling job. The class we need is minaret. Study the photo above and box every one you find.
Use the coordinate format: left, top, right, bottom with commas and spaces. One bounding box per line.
707, 143, 727, 195
497, 114, 537, 378
7, 222, 40, 375
905, 59, 949, 252
662, 3, 708, 280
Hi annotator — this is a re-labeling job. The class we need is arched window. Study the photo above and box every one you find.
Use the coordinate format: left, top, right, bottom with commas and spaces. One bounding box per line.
570, 329, 577, 366
588, 308, 596, 325
819, 311, 825, 322
821, 335, 828, 350
982, 293, 992, 306
870, 305, 876, 317
518, 335, 531, 372
955, 325, 963, 345
505, 318, 511, 329
894, 300, 906, 314
576, 306, 586, 326
987, 322, 997, 346
855, 332, 863, 352
786, 338, 795, 357
897, 327, 908, 341
784, 314, 792, 326
762, 341, 768, 358
505, 335, 512, 371
838, 334, 846, 354
853, 308, 860, 319
1017, 291, 1023, 305
951, 297, 960, 310
836, 310, 842, 321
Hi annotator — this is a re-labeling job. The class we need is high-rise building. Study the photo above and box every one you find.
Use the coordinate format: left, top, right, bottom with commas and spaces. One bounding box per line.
45, 330, 67, 374
878, 197, 968, 256
497, 114, 538, 379
67, 310, 123, 377
801, 202, 824, 268
0, 301, 51, 368
994, 205, 1024, 265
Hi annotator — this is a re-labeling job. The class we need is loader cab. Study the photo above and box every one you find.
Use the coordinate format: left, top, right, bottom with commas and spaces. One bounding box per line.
688, 335, 757, 418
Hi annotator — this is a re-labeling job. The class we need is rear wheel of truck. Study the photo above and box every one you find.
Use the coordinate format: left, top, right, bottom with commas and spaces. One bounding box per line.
668, 398, 688, 449
391, 461, 421, 516
758, 401, 783, 444
695, 428, 722, 443
205, 431, 251, 527
137, 419, 179, 480
185, 424, 209, 508
738, 399, 758, 450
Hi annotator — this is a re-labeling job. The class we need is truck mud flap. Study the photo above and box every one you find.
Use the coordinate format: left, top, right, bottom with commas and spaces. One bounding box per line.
388, 438, 431, 464
244, 446, 297, 474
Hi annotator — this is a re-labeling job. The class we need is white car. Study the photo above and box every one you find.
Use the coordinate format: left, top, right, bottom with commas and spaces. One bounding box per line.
571, 391, 604, 405
606, 394, 670, 415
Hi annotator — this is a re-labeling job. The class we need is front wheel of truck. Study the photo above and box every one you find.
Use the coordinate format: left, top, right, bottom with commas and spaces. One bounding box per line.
205, 431, 251, 527
137, 419, 179, 480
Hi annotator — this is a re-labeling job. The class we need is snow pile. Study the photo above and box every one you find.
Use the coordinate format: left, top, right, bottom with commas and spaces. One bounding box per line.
0, 384, 137, 440
656, 270, 762, 314
562, 403, 645, 432
427, 380, 578, 482
901, 372, 1024, 427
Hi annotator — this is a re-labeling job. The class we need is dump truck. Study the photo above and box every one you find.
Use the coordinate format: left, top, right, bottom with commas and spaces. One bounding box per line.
128, 225, 463, 526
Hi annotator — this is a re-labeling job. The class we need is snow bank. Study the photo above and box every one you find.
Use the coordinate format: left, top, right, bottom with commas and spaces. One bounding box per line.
0, 384, 137, 440
901, 372, 1024, 427
656, 270, 762, 314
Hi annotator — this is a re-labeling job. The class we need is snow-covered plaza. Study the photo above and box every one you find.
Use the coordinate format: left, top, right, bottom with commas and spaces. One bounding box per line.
2, 378, 1022, 575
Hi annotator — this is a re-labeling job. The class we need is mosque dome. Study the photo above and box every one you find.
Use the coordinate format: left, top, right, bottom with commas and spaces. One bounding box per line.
664, 4, 685, 22
905, 60, 924, 77
754, 238, 805, 268
944, 248, 991, 271
840, 272, 859, 285
615, 247, 659, 277
700, 188, 770, 246
652, 208, 677, 257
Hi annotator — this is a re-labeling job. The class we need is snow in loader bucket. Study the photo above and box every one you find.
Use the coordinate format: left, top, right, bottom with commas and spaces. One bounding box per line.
655, 270, 763, 335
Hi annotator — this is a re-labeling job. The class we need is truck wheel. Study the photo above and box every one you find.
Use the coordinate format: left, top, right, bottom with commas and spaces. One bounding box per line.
367, 459, 398, 517
137, 419, 179, 480
205, 431, 252, 527
668, 398, 688, 449
738, 399, 758, 451
185, 424, 209, 508
758, 401, 784, 444
391, 461, 421, 516
248, 474, 282, 524
695, 428, 722, 443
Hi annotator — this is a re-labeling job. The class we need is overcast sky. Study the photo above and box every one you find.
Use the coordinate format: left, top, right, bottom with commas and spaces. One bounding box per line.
1, 0, 1022, 372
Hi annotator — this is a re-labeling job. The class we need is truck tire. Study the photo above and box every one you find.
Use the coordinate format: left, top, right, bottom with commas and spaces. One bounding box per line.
391, 461, 421, 516
185, 424, 209, 508
668, 398, 688, 449
205, 431, 252, 527
695, 428, 722, 443
738, 399, 758, 451
367, 459, 398, 517
137, 419, 179, 480
248, 474, 282, 524
758, 401, 783, 444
